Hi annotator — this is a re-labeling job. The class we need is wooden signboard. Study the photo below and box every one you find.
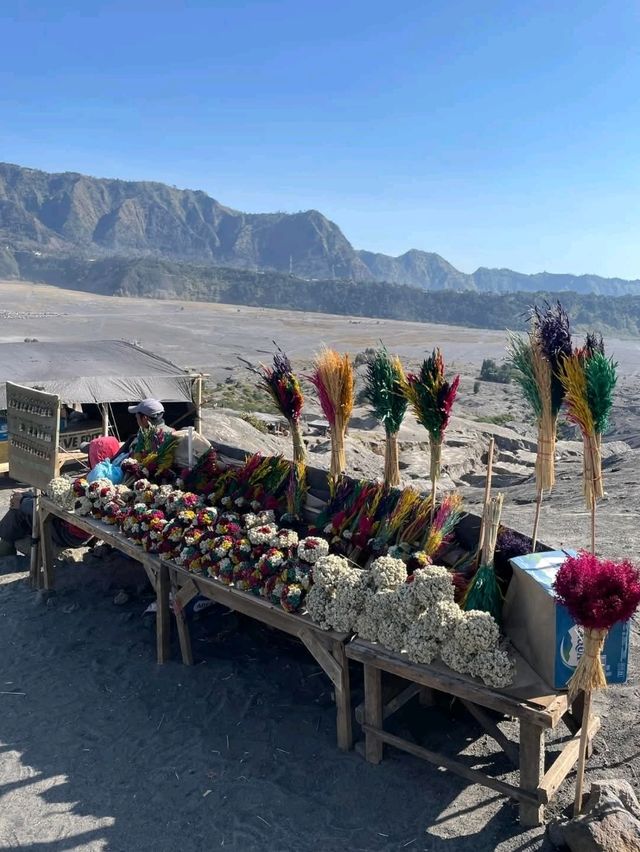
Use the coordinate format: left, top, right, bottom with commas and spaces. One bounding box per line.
59, 424, 102, 452
7, 383, 60, 490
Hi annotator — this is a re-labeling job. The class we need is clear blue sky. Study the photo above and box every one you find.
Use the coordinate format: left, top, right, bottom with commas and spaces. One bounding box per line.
2, 0, 640, 278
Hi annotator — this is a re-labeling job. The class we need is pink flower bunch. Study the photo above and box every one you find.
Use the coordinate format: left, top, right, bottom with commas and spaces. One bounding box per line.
554, 551, 640, 630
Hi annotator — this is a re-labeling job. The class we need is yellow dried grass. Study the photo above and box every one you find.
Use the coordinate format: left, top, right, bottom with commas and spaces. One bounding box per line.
313, 348, 354, 479
531, 339, 556, 493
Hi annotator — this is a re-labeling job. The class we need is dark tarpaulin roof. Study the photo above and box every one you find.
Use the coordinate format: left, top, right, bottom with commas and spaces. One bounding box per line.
0, 340, 194, 408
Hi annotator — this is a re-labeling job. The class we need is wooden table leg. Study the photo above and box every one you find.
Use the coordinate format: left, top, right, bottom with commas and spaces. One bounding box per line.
38, 509, 55, 591
170, 570, 194, 666
519, 721, 544, 826
364, 663, 384, 764
156, 562, 170, 664
332, 641, 353, 752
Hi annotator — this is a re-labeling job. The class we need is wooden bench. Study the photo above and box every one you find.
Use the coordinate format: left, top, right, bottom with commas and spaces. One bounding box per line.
346, 638, 599, 827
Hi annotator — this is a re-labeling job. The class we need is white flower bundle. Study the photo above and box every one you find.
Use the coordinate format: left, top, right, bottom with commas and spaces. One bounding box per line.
152, 484, 175, 508
242, 512, 260, 530
405, 600, 463, 664
312, 554, 351, 591
46, 477, 76, 510
370, 555, 407, 590
411, 566, 455, 607
328, 568, 371, 633
305, 585, 333, 630
439, 609, 514, 687
297, 536, 330, 564
247, 523, 278, 546
75, 496, 93, 516
270, 528, 299, 550
354, 589, 396, 642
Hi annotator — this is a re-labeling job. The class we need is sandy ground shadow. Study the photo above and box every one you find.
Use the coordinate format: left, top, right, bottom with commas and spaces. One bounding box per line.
0, 547, 561, 852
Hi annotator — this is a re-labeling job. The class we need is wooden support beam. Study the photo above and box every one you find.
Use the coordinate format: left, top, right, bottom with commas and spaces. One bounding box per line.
538, 714, 601, 805
38, 509, 56, 591
331, 641, 353, 752
519, 722, 545, 826
170, 569, 194, 666
364, 664, 384, 764
355, 683, 421, 725
298, 628, 342, 687
460, 699, 519, 767
156, 562, 170, 665
361, 724, 540, 807
175, 578, 199, 611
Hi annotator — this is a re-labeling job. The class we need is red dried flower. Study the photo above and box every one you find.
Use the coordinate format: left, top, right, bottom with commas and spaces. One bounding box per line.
553, 551, 640, 630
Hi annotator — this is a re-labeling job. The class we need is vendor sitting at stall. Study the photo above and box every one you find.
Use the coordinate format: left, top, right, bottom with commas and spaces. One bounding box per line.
127, 398, 174, 455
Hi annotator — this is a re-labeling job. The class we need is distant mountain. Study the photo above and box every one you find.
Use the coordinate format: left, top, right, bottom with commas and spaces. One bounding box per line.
6, 251, 640, 336
2, 161, 640, 297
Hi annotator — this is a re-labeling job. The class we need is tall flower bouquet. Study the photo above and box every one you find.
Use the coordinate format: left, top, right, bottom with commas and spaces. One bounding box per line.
364, 348, 408, 487
508, 301, 572, 548
559, 334, 617, 552
284, 460, 308, 524
402, 349, 459, 518
243, 345, 306, 463
309, 348, 354, 482
422, 493, 464, 559
553, 552, 640, 814
462, 493, 504, 623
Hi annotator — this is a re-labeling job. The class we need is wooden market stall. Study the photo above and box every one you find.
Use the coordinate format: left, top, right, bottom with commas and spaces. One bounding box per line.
0, 339, 204, 474
34, 440, 610, 826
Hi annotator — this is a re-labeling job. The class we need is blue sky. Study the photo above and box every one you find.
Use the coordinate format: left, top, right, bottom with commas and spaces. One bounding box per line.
2, 0, 640, 278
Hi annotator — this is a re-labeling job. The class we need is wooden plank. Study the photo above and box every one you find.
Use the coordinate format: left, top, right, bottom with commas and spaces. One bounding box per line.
332, 640, 353, 752
355, 683, 421, 725
360, 724, 539, 807
175, 579, 199, 610
38, 508, 56, 591
347, 640, 559, 728
156, 562, 170, 665
298, 629, 342, 687
364, 664, 384, 764
460, 699, 519, 767
519, 722, 545, 826
170, 569, 194, 666
184, 566, 347, 642
39, 499, 159, 566
418, 686, 436, 707
538, 713, 601, 805
30, 489, 41, 589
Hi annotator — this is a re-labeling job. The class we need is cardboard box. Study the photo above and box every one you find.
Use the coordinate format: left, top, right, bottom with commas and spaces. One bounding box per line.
504, 550, 630, 690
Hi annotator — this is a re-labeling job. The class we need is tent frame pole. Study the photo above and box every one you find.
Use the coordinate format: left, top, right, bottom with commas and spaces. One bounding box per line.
194, 375, 203, 434
101, 404, 109, 436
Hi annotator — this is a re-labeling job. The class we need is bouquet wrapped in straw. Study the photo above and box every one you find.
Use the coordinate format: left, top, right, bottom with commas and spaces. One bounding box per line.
402, 349, 459, 511
462, 494, 504, 623
553, 551, 640, 813
283, 460, 308, 524
422, 492, 464, 559
508, 301, 572, 546
509, 302, 572, 494
243, 345, 306, 462
559, 335, 616, 513
364, 348, 408, 487
309, 348, 354, 481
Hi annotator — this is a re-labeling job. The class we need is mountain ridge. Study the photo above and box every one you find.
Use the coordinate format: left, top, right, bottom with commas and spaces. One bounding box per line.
2, 161, 640, 296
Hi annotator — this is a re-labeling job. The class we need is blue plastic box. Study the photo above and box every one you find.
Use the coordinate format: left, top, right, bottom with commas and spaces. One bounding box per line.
504, 550, 630, 689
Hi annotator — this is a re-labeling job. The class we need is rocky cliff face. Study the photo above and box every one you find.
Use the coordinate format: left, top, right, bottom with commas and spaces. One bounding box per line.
3, 161, 640, 296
